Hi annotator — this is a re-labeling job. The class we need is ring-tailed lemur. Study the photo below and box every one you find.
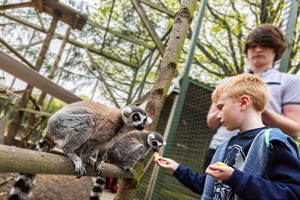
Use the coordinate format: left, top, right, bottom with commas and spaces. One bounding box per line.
89, 130, 165, 200
8, 101, 152, 200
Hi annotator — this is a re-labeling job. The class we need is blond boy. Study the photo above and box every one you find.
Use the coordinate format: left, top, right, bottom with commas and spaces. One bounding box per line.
155, 74, 300, 200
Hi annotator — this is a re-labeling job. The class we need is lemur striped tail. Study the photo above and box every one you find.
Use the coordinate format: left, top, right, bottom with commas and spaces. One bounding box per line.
8, 137, 53, 200
8, 173, 35, 200
89, 177, 106, 200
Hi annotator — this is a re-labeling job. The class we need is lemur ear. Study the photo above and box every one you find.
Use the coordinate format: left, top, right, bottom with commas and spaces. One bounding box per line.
149, 133, 155, 139
146, 117, 153, 124
122, 107, 132, 118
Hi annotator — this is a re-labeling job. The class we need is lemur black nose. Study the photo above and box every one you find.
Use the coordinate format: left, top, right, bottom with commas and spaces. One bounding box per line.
136, 124, 144, 130
152, 147, 159, 152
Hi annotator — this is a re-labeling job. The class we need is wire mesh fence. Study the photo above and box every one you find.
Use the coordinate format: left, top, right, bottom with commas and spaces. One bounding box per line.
137, 80, 215, 200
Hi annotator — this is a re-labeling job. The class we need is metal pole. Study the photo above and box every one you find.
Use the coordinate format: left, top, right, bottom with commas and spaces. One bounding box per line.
279, 0, 298, 72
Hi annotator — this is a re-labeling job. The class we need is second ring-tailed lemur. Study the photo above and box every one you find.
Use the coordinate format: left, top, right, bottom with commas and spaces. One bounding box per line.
89, 130, 165, 200
8, 101, 152, 200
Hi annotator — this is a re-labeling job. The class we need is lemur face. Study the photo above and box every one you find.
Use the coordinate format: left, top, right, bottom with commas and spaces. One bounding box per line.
122, 106, 152, 130
147, 132, 165, 152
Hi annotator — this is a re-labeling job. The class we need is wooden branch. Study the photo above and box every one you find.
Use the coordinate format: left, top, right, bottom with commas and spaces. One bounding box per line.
131, 0, 165, 55
20, 108, 51, 117
0, 144, 133, 178
0, 51, 82, 104
0, 12, 140, 69
139, 0, 175, 18
87, 20, 154, 50
0, 37, 36, 69
0, 2, 33, 11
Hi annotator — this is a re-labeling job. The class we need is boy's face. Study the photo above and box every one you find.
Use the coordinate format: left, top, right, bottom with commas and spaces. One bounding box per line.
215, 93, 242, 131
247, 43, 275, 70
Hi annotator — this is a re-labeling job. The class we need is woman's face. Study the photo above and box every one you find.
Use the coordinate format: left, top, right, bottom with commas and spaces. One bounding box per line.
247, 44, 276, 72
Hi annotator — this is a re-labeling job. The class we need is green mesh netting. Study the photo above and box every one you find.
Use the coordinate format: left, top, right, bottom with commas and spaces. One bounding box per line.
136, 80, 215, 200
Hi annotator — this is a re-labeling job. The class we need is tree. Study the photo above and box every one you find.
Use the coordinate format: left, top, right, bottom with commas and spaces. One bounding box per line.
113, 0, 199, 199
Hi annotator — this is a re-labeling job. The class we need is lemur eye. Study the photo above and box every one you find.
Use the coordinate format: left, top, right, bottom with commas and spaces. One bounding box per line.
132, 114, 140, 121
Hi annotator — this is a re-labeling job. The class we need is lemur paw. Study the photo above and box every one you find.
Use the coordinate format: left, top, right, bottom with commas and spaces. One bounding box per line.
86, 157, 96, 167
95, 164, 104, 176
75, 166, 86, 178
125, 167, 136, 177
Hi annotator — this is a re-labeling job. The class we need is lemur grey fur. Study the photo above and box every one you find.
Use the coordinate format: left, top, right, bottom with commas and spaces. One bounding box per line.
89, 130, 165, 200
8, 101, 152, 200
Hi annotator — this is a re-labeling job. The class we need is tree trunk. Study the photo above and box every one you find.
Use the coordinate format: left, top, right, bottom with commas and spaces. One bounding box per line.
146, 0, 197, 129
114, 0, 198, 199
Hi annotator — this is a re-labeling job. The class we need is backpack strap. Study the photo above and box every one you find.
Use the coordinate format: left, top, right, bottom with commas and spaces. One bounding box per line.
264, 128, 272, 147
264, 128, 300, 159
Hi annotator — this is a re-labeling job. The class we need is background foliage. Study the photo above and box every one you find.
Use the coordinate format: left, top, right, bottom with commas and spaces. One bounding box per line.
0, 0, 299, 107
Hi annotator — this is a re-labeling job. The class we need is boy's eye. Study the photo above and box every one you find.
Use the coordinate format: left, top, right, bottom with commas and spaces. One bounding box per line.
216, 105, 223, 110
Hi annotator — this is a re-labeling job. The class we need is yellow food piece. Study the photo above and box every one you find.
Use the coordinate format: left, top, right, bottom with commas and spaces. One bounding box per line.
216, 162, 227, 166
153, 152, 161, 159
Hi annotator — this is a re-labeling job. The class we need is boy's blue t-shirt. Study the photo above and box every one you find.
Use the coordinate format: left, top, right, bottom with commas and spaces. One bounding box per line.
211, 127, 266, 199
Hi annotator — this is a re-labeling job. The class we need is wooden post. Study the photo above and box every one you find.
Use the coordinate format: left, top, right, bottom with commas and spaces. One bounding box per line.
6, 12, 61, 145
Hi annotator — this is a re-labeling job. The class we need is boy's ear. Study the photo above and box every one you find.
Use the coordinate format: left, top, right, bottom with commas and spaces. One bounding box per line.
240, 95, 251, 111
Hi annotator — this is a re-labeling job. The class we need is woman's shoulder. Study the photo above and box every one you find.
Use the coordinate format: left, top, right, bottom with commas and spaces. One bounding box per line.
276, 70, 300, 80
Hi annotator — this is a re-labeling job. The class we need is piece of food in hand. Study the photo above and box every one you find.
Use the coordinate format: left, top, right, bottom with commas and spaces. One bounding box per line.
153, 152, 161, 159
215, 162, 228, 166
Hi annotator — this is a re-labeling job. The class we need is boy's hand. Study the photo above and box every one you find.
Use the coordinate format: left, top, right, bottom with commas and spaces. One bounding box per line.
205, 162, 234, 181
215, 161, 227, 166
154, 156, 179, 171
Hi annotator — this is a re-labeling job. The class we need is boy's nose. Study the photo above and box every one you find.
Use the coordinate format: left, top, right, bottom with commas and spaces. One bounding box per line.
217, 111, 222, 119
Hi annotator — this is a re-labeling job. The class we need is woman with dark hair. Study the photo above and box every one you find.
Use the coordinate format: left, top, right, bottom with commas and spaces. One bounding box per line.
204, 24, 300, 171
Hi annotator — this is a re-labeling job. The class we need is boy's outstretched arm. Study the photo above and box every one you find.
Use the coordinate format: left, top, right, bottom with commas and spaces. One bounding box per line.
154, 156, 179, 171
154, 156, 206, 194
